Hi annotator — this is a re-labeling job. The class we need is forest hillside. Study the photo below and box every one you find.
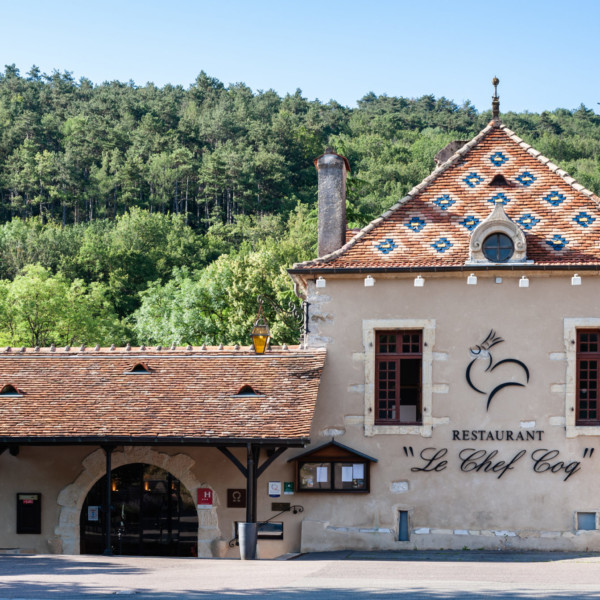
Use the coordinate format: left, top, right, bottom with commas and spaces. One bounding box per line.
0, 65, 599, 347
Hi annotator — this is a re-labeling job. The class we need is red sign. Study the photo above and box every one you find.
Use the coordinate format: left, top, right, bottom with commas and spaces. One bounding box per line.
197, 488, 213, 507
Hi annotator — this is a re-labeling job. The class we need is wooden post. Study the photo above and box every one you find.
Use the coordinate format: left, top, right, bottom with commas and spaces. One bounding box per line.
102, 445, 113, 556
239, 443, 259, 559
246, 443, 256, 523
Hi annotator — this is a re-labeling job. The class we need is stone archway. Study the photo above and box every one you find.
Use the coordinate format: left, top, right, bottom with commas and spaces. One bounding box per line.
55, 447, 221, 557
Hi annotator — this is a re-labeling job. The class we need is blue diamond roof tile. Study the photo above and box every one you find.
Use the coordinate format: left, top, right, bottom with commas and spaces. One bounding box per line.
405, 216, 426, 232
431, 237, 453, 253
375, 238, 398, 254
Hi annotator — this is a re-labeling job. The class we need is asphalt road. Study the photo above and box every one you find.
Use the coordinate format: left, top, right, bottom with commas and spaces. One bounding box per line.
1, 551, 600, 599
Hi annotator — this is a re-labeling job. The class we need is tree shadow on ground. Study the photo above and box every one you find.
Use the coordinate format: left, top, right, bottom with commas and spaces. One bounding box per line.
295, 550, 600, 563
0, 554, 148, 576
0, 584, 600, 600
2, 553, 600, 599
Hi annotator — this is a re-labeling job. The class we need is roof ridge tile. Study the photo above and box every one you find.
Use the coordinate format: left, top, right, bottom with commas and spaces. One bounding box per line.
0, 345, 324, 355
500, 124, 600, 204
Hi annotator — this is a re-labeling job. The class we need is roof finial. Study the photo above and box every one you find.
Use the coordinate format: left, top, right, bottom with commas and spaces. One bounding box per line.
492, 76, 500, 121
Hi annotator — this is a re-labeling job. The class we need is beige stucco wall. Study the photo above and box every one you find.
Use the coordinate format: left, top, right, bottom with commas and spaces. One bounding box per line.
296, 271, 600, 551
3, 270, 600, 556
0, 444, 304, 558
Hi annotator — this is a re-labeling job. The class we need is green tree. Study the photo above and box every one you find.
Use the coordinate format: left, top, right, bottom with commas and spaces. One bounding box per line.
0, 264, 125, 347
71, 207, 206, 315
132, 205, 316, 345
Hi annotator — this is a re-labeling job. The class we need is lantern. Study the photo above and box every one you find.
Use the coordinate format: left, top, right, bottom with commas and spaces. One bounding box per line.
251, 303, 270, 354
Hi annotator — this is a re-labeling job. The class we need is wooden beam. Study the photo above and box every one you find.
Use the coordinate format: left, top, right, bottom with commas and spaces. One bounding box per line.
257, 447, 287, 478
217, 446, 248, 478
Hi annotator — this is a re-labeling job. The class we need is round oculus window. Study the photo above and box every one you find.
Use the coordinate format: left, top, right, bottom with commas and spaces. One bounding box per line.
482, 232, 514, 262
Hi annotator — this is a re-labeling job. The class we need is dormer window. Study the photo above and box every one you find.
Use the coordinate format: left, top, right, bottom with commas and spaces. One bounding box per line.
125, 363, 152, 374
0, 384, 22, 397
468, 202, 530, 265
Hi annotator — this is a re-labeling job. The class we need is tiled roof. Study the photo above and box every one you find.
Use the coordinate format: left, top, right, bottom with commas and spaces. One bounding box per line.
0, 346, 325, 444
293, 122, 600, 271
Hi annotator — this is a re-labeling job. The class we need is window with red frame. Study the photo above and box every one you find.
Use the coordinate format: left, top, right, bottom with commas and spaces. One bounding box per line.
577, 330, 600, 424
375, 330, 422, 424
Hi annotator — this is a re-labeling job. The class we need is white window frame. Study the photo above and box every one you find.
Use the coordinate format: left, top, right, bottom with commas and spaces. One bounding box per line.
363, 319, 434, 437
575, 510, 600, 531
564, 317, 600, 437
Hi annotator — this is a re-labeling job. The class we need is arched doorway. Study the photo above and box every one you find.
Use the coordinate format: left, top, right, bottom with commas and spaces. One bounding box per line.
80, 463, 198, 556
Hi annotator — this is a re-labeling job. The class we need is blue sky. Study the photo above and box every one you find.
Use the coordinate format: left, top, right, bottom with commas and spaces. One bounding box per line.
1, 0, 598, 114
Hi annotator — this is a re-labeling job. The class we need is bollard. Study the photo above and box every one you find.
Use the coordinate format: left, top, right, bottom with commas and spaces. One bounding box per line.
238, 522, 258, 560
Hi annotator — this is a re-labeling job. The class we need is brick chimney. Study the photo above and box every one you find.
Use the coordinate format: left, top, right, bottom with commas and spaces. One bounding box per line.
315, 148, 350, 257
434, 140, 468, 166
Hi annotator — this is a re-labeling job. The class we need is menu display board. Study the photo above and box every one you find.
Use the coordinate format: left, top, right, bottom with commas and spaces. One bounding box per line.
17, 493, 41, 534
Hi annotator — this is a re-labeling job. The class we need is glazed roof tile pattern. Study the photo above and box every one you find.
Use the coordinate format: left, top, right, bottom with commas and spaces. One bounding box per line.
295, 123, 600, 270
0, 347, 325, 442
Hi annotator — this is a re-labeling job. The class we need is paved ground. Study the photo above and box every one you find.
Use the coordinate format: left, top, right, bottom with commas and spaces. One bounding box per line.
2, 551, 600, 599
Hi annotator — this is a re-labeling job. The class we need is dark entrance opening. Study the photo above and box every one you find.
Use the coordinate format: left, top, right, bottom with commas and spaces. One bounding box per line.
80, 463, 198, 556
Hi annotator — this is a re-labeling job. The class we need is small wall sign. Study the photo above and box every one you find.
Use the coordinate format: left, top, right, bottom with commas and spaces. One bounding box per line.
268, 481, 281, 497
87, 506, 100, 522
227, 488, 246, 508
197, 488, 213, 508
284, 482, 294, 495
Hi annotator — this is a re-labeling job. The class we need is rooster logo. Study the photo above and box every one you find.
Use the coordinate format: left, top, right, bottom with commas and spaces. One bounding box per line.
466, 330, 530, 410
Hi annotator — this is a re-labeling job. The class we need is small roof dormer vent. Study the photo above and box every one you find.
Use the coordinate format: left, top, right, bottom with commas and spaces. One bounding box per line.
125, 363, 152, 375
489, 174, 513, 188
0, 384, 22, 397
233, 384, 264, 397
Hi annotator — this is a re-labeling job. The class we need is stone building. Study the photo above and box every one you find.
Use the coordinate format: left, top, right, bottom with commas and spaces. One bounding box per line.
287, 88, 600, 551
0, 349, 325, 557
2, 86, 600, 556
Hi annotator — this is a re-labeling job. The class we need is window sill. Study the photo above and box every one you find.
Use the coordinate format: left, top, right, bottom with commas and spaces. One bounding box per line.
375, 421, 423, 426
566, 424, 600, 438
365, 423, 432, 437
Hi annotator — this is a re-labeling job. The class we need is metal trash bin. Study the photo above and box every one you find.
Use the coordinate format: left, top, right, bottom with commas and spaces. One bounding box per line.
238, 522, 258, 560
